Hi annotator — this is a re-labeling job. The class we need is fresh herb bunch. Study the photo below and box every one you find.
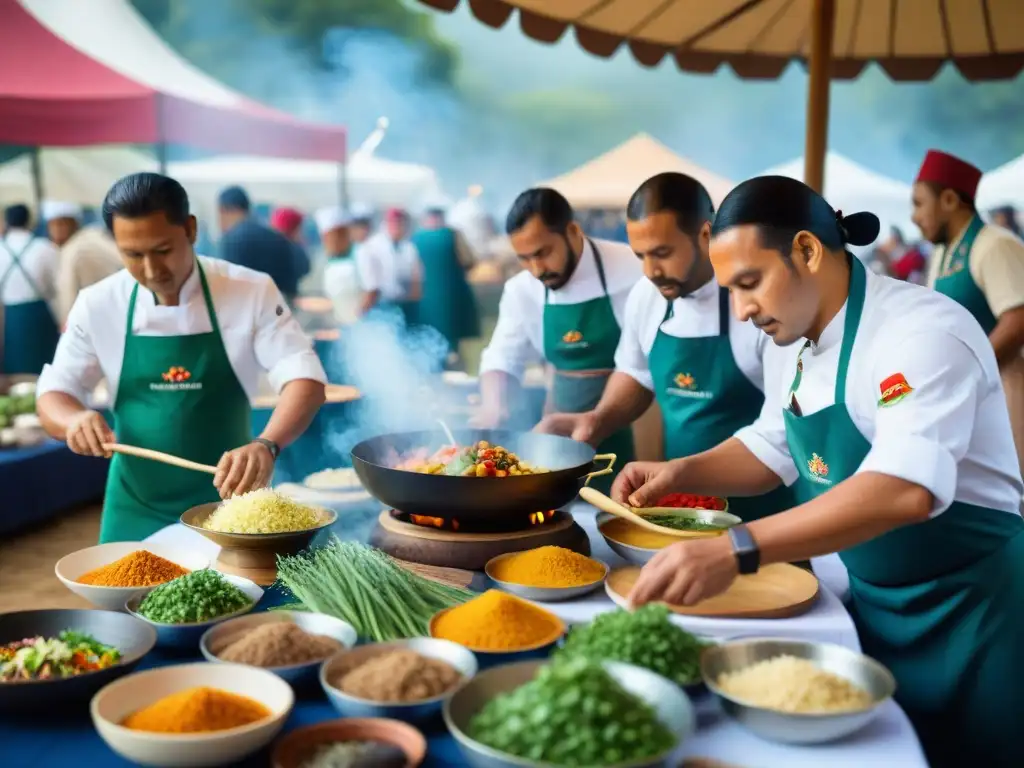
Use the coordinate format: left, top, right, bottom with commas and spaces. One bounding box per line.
137, 569, 252, 624
558, 604, 709, 686
468, 656, 675, 766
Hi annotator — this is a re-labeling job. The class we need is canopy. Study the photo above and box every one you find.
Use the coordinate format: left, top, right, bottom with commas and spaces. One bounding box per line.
978, 154, 1024, 211
540, 133, 733, 208
0, 147, 157, 208
0, 0, 345, 160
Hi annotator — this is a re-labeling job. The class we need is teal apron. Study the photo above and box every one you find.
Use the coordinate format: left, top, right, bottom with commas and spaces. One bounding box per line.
100, 262, 252, 543
784, 257, 1024, 767
932, 215, 998, 333
648, 287, 793, 521
411, 227, 481, 350
543, 240, 634, 494
0, 236, 60, 375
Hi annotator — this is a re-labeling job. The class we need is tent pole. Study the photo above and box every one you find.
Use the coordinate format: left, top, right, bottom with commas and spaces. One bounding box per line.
338, 161, 349, 209
29, 147, 43, 215
804, 0, 835, 194
156, 143, 168, 174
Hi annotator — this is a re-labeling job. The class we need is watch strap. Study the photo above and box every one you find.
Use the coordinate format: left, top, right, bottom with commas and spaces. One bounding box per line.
252, 437, 279, 460
728, 524, 761, 575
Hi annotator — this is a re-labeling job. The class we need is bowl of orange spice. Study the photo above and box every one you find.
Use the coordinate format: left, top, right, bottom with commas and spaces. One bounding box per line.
56, 542, 210, 612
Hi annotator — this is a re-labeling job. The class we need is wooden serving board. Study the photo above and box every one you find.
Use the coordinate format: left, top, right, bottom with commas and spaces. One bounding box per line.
606, 563, 819, 619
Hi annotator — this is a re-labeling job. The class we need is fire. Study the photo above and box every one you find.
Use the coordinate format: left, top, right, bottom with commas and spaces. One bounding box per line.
529, 510, 556, 526
409, 514, 460, 531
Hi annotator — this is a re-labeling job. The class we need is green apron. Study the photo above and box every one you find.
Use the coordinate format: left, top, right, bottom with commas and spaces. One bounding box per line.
784, 257, 1024, 768
932, 214, 998, 333
411, 227, 481, 350
648, 287, 792, 521
99, 262, 252, 543
543, 240, 634, 494
0, 236, 60, 375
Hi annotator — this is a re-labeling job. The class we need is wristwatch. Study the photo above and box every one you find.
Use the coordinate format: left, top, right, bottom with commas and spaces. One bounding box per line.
728, 524, 761, 575
252, 437, 280, 461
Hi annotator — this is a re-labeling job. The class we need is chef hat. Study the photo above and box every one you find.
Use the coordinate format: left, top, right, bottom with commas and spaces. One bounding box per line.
916, 150, 983, 200
349, 202, 374, 222
269, 207, 303, 233
41, 200, 83, 222
314, 206, 352, 235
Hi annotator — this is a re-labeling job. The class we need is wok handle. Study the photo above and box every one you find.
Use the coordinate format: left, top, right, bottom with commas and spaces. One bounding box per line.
583, 453, 617, 486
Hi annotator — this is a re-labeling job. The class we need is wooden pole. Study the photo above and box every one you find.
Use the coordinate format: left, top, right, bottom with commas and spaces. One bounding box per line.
803, 0, 835, 193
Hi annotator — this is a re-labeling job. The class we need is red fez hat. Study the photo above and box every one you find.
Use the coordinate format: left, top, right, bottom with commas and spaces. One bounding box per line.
270, 207, 303, 233
384, 207, 407, 223
916, 150, 982, 200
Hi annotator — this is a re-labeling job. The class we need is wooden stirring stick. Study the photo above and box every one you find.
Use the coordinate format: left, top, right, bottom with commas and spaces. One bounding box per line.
102, 443, 218, 475
579, 486, 724, 540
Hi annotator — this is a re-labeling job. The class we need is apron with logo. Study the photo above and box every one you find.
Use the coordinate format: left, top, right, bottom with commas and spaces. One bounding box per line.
932, 215, 997, 333
100, 263, 252, 543
411, 227, 481, 350
784, 257, 1024, 767
648, 287, 793, 521
543, 241, 635, 494
0, 236, 60, 375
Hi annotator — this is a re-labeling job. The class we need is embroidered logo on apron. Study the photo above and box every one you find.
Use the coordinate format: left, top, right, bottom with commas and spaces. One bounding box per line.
878, 373, 913, 408
667, 372, 713, 400
151, 366, 202, 391
806, 452, 832, 485
560, 329, 589, 349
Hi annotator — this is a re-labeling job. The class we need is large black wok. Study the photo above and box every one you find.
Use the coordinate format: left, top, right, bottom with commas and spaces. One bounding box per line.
350, 429, 616, 521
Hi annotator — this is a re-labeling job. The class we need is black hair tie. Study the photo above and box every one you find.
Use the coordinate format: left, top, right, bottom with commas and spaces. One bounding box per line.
834, 209, 850, 243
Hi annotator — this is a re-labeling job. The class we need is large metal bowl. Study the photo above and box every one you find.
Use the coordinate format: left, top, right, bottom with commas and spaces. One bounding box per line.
700, 637, 896, 744
444, 660, 695, 768
484, 553, 609, 602
0, 609, 156, 713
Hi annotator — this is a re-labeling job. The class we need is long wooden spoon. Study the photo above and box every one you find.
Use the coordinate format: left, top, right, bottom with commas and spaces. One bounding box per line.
579, 486, 725, 540
102, 443, 217, 475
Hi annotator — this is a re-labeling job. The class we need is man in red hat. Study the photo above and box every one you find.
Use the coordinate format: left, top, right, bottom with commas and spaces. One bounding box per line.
357, 207, 422, 322
913, 148, 1024, 473
269, 206, 310, 295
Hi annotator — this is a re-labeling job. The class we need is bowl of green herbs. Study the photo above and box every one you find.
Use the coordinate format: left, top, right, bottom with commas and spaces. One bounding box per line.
444, 656, 695, 768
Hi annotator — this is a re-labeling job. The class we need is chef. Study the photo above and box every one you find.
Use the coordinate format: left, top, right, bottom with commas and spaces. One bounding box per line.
913, 149, 1024, 475
0, 203, 61, 373
537, 173, 790, 521
615, 175, 1024, 768
358, 207, 423, 324
36, 172, 327, 543
477, 187, 642, 491
317, 206, 364, 324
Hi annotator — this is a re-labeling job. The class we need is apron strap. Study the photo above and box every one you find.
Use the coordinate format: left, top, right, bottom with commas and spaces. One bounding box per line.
941, 214, 984, 277
661, 298, 674, 323
717, 286, 730, 337
0, 236, 47, 300
544, 237, 609, 304
835, 256, 867, 404
127, 260, 224, 342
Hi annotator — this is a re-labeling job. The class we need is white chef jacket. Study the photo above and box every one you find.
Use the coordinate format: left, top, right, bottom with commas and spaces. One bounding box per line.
357, 231, 422, 302
37, 256, 327, 405
736, 267, 1024, 519
614, 277, 771, 393
479, 237, 643, 381
323, 248, 366, 325
0, 228, 60, 310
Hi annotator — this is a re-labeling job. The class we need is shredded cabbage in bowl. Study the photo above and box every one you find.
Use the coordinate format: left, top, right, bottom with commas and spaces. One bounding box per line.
201, 488, 320, 534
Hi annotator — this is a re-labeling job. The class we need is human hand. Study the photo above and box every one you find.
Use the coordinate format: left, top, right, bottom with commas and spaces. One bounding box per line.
469, 406, 507, 430
534, 411, 599, 444
627, 536, 738, 608
610, 459, 686, 507
214, 442, 275, 499
66, 410, 114, 458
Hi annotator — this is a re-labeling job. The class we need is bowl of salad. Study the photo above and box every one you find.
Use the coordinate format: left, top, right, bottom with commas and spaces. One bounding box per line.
0, 608, 156, 712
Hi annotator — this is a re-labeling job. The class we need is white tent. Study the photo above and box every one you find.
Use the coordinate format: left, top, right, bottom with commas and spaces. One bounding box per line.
758, 152, 915, 242
978, 153, 1024, 211
540, 133, 734, 208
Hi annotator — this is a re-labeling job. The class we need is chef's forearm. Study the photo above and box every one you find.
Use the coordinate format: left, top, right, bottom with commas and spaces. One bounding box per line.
674, 438, 785, 497
259, 379, 325, 448
37, 391, 90, 440
590, 373, 654, 444
480, 370, 519, 421
989, 307, 1024, 367
748, 472, 932, 565
359, 290, 381, 315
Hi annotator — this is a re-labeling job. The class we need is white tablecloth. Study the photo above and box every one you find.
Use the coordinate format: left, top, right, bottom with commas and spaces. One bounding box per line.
145, 504, 927, 768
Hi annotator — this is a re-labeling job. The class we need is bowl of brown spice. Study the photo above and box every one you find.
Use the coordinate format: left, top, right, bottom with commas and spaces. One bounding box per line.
55, 542, 211, 612
320, 638, 477, 723
201, 612, 357, 686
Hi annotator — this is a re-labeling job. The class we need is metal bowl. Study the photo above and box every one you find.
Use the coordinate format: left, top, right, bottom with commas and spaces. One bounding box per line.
179, 503, 337, 563
320, 637, 478, 723
595, 512, 662, 565
125, 573, 264, 650
200, 611, 357, 685
700, 637, 897, 744
429, 604, 564, 669
444, 660, 695, 768
484, 553, 608, 603
0, 609, 156, 713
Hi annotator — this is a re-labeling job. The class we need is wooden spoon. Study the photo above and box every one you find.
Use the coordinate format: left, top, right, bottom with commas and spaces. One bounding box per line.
103, 443, 218, 475
579, 486, 725, 540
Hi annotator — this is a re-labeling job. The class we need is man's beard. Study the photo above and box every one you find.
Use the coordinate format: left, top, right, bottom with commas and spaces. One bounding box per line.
933, 220, 950, 246
539, 235, 579, 290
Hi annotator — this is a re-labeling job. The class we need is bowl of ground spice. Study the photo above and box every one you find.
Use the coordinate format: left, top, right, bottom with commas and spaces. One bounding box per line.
91, 661, 293, 767
201, 611, 357, 685
55, 542, 211, 611
320, 637, 476, 723
485, 546, 608, 602
429, 590, 565, 668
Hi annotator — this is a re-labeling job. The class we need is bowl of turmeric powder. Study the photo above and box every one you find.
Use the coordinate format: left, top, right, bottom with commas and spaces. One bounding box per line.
484, 546, 609, 602
56, 542, 212, 612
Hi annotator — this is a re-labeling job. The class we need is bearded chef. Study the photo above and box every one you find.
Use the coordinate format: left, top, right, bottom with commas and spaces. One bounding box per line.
36, 172, 327, 543
476, 188, 643, 492
913, 149, 1024, 476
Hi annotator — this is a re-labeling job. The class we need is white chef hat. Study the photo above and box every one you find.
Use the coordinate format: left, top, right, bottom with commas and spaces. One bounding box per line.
348, 202, 374, 222
314, 206, 352, 235
41, 200, 83, 222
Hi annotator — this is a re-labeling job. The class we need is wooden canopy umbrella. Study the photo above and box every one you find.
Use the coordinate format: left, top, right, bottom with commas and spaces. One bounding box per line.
417, 0, 1024, 193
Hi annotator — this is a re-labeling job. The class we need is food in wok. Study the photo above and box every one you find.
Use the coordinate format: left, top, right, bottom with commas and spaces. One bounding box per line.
396, 440, 548, 477
0, 630, 121, 682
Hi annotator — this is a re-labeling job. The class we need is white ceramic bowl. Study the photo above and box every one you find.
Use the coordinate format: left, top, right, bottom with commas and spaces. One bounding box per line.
55, 542, 211, 611
91, 662, 294, 767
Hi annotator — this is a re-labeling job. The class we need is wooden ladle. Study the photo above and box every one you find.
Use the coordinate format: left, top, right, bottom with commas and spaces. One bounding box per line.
102, 443, 217, 475
579, 486, 726, 540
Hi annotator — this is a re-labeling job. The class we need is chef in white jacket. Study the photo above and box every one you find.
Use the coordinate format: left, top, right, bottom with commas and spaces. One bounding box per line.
358, 208, 422, 322
318, 206, 365, 325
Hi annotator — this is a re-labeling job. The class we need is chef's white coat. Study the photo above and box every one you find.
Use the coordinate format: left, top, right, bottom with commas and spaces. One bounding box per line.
0, 229, 60, 311
37, 256, 327, 405
614, 277, 771, 393
357, 232, 422, 302
479, 237, 643, 381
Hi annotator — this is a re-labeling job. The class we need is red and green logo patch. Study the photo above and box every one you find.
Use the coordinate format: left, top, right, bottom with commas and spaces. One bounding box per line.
878, 373, 913, 407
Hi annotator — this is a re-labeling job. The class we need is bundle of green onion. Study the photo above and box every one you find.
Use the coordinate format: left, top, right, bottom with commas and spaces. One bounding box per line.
275, 538, 473, 642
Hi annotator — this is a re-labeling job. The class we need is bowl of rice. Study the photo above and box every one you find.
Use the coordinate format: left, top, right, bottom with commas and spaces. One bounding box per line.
700, 637, 896, 744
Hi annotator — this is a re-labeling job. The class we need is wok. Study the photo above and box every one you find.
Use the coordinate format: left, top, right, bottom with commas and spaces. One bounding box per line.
350, 429, 616, 521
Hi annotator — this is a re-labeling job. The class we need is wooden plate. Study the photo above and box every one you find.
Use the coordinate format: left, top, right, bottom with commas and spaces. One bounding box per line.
605, 563, 819, 619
